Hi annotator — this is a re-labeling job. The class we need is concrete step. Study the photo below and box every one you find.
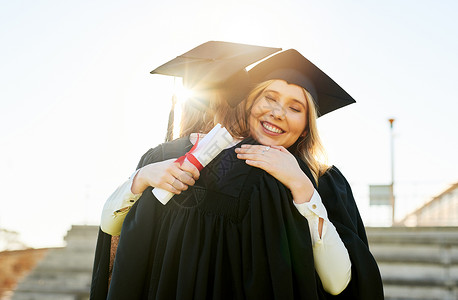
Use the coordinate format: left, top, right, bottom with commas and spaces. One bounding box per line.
367, 227, 458, 245
378, 261, 458, 284
63, 225, 99, 237
14, 270, 91, 291
32, 249, 94, 271
384, 284, 458, 300
63, 225, 99, 251
370, 243, 458, 264
12, 291, 88, 300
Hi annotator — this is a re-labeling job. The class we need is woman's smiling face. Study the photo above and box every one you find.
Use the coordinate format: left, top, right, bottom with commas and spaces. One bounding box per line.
248, 80, 308, 148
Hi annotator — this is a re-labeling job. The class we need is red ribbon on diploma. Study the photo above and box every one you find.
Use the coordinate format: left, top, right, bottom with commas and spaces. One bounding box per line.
175, 135, 204, 171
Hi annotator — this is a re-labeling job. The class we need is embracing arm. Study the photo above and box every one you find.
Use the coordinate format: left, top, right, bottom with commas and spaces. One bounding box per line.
293, 190, 352, 295
235, 144, 351, 295
100, 158, 200, 236
289, 171, 351, 295
100, 171, 143, 236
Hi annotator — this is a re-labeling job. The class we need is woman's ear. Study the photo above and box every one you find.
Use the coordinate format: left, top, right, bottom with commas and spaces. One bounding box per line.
301, 130, 307, 137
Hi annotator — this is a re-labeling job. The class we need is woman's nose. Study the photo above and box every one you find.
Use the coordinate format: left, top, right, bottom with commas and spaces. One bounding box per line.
270, 103, 286, 119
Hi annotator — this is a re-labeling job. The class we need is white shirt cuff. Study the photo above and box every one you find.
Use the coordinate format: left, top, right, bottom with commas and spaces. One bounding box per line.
100, 170, 142, 236
293, 189, 329, 245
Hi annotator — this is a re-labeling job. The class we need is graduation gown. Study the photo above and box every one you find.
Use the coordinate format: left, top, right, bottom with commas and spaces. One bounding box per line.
90, 137, 383, 300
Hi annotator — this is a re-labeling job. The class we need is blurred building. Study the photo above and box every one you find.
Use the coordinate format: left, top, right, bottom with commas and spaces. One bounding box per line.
401, 182, 458, 227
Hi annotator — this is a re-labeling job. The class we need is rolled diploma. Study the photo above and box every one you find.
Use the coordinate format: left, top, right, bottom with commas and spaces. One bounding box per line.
152, 124, 233, 204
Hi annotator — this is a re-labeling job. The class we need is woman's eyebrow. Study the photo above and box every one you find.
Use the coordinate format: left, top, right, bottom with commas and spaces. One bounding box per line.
263, 89, 279, 95
291, 98, 307, 108
264, 89, 306, 108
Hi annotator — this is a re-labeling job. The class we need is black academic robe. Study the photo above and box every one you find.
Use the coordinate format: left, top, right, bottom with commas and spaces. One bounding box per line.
90, 137, 383, 300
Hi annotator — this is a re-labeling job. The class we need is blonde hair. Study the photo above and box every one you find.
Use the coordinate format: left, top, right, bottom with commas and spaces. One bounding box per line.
178, 91, 247, 139
178, 99, 214, 137
178, 80, 329, 184
295, 88, 330, 184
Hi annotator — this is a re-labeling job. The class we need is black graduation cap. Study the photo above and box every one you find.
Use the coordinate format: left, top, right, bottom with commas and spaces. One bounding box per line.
248, 49, 356, 117
151, 41, 281, 107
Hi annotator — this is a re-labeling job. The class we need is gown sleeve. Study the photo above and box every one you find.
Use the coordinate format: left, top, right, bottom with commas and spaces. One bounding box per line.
293, 190, 352, 295
90, 145, 165, 300
105, 137, 192, 300
317, 166, 384, 299
239, 166, 321, 299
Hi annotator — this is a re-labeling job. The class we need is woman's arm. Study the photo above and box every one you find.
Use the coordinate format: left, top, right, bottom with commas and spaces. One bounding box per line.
100, 172, 143, 236
235, 144, 351, 295
293, 190, 352, 295
100, 158, 200, 236
131, 158, 200, 194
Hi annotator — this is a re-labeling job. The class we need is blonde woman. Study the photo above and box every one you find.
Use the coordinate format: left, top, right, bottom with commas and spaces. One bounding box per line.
232, 50, 383, 299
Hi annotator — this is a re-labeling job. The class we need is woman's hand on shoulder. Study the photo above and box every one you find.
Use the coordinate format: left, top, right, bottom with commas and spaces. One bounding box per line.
235, 144, 314, 203
131, 158, 200, 195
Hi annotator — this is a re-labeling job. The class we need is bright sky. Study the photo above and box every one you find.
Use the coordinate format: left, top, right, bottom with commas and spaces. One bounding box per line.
1, 0, 457, 248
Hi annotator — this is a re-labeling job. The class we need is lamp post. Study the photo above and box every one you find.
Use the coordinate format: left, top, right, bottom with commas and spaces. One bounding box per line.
388, 118, 395, 225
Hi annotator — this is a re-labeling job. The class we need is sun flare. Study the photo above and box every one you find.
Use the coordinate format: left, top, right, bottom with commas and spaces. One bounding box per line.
172, 78, 194, 139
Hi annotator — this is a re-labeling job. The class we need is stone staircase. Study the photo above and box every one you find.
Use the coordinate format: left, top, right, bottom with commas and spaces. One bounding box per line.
10, 225, 458, 300
367, 226, 458, 300
11, 225, 99, 300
